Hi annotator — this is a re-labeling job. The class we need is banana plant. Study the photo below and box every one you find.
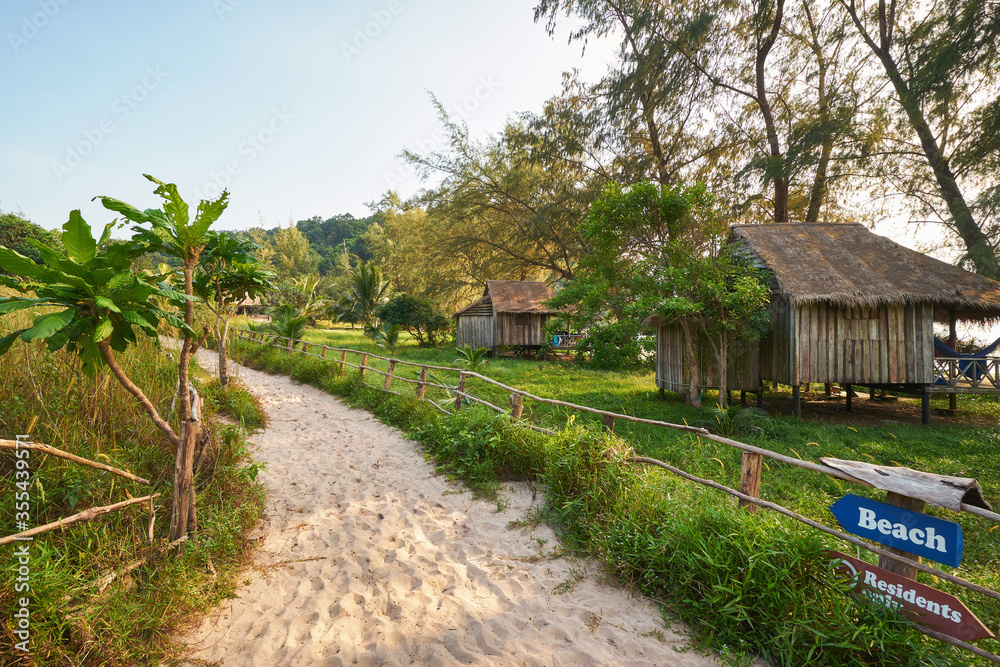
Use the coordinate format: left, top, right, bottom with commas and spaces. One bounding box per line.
0, 174, 228, 544
194, 231, 274, 386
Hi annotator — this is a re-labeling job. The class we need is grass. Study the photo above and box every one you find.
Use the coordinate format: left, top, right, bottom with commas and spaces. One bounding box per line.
0, 302, 265, 665
228, 324, 1000, 665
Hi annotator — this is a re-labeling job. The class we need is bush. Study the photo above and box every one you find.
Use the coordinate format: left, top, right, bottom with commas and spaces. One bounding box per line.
576, 319, 653, 370
377, 293, 452, 346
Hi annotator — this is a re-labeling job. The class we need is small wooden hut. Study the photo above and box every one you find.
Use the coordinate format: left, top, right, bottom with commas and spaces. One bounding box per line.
235, 294, 264, 317
653, 223, 1000, 421
454, 281, 562, 354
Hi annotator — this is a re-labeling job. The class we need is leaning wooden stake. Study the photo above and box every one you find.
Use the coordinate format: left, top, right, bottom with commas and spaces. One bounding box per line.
169, 418, 199, 544
455, 372, 467, 411
416, 367, 428, 399
384, 360, 396, 391
0, 440, 150, 485
360, 353, 368, 379
0, 494, 160, 547
738, 451, 763, 513
340, 350, 347, 375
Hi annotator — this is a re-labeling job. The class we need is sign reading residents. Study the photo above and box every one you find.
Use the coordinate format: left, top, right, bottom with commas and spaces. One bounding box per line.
829, 494, 963, 568
829, 551, 995, 642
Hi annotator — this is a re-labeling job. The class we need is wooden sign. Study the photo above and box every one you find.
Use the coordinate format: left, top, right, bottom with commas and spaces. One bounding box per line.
829, 551, 994, 642
829, 494, 963, 568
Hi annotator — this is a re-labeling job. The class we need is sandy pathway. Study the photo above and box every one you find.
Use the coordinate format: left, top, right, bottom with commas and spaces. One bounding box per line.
177, 353, 725, 666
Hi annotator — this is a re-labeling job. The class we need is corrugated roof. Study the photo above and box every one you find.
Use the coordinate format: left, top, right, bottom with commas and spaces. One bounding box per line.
731, 223, 1000, 321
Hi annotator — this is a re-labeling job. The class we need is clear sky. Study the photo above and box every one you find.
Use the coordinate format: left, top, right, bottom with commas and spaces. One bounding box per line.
1, 0, 616, 233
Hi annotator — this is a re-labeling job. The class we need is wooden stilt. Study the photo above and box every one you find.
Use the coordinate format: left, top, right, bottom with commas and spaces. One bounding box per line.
845, 384, 852, 413
793, 385, 801, 418
922, 384, 930, 425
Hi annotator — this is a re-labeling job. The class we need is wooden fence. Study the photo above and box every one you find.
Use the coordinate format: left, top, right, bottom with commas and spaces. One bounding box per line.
933, 356, 1000, 393
237, 329, 1000, 663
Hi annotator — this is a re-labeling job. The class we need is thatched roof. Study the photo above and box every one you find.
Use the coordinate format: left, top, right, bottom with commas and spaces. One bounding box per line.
454, 280, 562, 317
235, 293, 262, 308
731, 223, 1000, 321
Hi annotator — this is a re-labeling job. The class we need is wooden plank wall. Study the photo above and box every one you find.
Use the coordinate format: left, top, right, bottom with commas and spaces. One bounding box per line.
759, 298, 795, 384
495, 314, 548, 347
456, 315, 494, 350
657, 325, 760, 391
782, 302, 934, 385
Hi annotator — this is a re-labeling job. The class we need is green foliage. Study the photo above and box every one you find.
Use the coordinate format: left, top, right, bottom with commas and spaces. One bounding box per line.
0, 210, 62, 266
334, 260, 390, 328
412, 407, 547, 498
553, 181, 769, 402
0, 211, 187, 374
366, 320, 402, 355
376, 293, 451, 346
201, 377, 267, 432
270, 224, 321, 279
0, 317, 264, 664
703, 403, 770, 438
263, 304, 309, 348
576, 319, 652, 370
453, 344, 490, 373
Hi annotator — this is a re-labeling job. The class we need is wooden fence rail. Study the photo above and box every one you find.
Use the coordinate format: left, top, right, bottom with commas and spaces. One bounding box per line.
933, 356, 1000, 392
236, 329, 1000, 662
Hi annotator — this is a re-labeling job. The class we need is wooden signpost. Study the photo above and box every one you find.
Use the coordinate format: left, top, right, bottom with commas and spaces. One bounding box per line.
829, 494, 963, 568
829, 551, 994, 642
823, 461, 996, 644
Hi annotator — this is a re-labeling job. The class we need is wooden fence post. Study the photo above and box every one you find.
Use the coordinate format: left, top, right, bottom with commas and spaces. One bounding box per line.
321, 346, 327, 359
878, 492, 924, 579
739, 452, 763, 513
454, 372, 466, 411
601, 414, 615, 433
360, 353, 368, 379
384, 360, 396, 391
339, 350, 347, 375
509, 393, 523, 419
416, 367, 428, 399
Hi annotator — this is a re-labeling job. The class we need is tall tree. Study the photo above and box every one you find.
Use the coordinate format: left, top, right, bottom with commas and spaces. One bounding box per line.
403, 99, 593, 285
550, 181, 770, 406
839, 0, 1000, 276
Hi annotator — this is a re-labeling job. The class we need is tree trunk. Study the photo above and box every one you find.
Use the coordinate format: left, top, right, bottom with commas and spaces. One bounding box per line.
170, 257, 201, 543
679, 319, 702, 408
169, 419, 198, 543
218, 316, 231, 387
843, 0, 1000, 278
717, 335, 729, 409
755, 0, 788, 223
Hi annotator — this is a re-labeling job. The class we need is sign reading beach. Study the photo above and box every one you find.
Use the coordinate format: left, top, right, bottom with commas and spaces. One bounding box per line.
829, 551, 994, 642
829, 494, 963, 568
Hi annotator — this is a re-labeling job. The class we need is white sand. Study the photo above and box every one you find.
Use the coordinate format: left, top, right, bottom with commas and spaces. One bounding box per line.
176, 352, 727, 666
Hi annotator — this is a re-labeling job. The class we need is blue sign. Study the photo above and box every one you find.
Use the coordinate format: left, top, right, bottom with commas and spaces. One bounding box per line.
829, 494, 963, 568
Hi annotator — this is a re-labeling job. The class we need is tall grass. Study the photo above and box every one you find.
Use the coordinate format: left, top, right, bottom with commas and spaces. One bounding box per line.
228, 330, 998, 665
0, 299, 265, 665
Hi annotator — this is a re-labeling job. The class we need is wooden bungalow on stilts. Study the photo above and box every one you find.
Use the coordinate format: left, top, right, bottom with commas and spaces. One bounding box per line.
454, 280, 563, 356
652, 223, 1000, 423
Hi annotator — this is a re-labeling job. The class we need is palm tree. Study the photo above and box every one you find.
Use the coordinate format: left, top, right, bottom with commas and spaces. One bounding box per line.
263, 304, 308, 350
337, 261, 390, 328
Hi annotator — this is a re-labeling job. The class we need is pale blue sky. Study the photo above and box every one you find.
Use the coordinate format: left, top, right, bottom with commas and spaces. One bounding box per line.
1, 0, 615, 232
